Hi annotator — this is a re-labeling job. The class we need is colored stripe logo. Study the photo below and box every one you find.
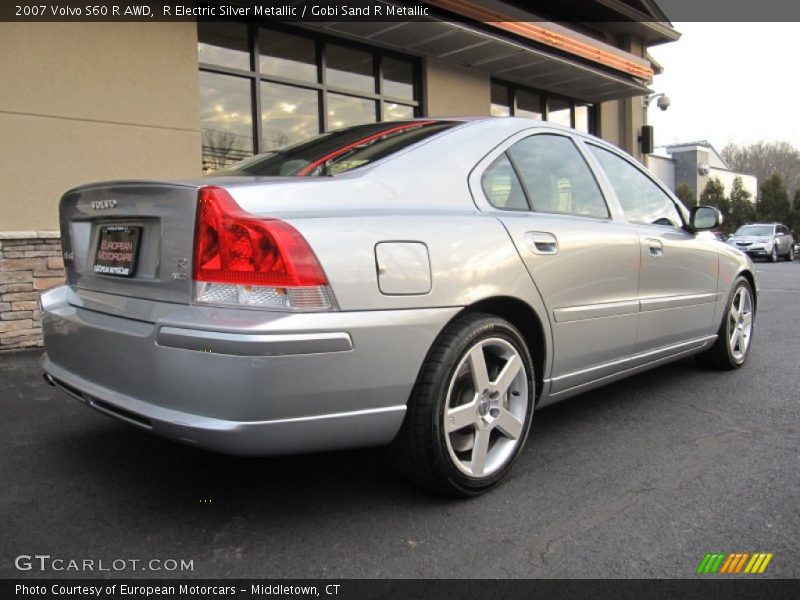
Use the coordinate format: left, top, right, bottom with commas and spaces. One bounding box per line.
696, 552, 773, 574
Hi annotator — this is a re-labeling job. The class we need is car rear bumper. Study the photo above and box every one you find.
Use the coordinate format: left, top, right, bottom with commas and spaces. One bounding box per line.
40, 285, 459, 455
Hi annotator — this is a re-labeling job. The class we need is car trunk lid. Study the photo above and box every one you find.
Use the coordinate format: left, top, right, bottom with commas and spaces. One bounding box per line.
59, 181, 199, 304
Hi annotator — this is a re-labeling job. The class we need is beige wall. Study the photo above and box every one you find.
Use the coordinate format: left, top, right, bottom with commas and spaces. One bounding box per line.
598, 96, 646, 163
608, 35, 647, 163
599, 100, 621, 148
0, 23, 201, 231
597, 36, 647, 162
621, 96, 646, 163
423, 58, 490, 117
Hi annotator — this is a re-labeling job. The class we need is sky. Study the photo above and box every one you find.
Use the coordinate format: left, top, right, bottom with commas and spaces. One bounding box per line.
646, 22, 800, 152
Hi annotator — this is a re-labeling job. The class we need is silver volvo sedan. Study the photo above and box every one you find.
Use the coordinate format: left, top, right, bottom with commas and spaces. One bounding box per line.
40, 118, 757, 496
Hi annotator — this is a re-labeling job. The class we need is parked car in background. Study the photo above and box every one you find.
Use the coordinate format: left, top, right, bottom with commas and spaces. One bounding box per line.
727, 223, 795, 262
40, 118, 758, 496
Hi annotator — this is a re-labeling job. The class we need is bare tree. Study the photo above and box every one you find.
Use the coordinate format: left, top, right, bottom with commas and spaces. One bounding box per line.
262, 130, 290, 151
721, 141, 800, 196
202, 128, 247, 172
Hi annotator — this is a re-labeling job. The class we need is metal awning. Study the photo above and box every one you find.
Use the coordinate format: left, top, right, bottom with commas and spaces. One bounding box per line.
298, 13, 652, 102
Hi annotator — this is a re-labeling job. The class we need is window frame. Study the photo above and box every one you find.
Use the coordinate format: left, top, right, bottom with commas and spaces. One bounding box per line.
584, 140, 689, 230
477, 130, 611, 220
480, 153, 531, 212
198, 22, 423, 162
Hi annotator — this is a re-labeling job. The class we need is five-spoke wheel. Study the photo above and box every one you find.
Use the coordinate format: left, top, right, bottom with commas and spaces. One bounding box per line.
697, 276, 755, 370
390, 312, 534, 496
727, 286, 753, 363
443, 338, 528, 477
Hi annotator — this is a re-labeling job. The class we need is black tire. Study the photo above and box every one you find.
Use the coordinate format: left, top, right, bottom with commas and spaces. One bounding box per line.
389, 312, 535, 497
769, 246, 778, 262
695, 276, 755, 370
785, 245, 795, 262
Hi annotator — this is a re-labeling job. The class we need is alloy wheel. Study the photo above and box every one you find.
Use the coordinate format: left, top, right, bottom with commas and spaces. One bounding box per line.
727, 286, 753, 362
443, 337, 529, 477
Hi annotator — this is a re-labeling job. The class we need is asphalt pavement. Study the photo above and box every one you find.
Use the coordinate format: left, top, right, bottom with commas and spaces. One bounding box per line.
1, 261, 798, 579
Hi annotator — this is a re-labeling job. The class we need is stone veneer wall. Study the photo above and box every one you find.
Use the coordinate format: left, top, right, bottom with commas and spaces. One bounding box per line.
0, 232, 65, 352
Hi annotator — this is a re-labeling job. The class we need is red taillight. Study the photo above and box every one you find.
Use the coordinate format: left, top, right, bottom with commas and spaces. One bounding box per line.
193, 186, 327, 287
193, 186, 335, 311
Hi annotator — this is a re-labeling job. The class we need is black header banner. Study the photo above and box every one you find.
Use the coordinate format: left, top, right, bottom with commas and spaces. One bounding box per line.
2, 0, 800, 22
6, 1, 432, 22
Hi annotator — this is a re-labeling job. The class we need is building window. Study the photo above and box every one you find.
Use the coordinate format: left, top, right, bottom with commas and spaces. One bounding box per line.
490, 83, 511, 117
490, 80, 596, 135
198, 23, 421, 172
259, 29, 317, 83
259, 81, 319, 150
547, 97, 571, 127
197, 21, 249, 71
515, 90, 542, 120
199, 71, 254, 171
574, 104, 589, 133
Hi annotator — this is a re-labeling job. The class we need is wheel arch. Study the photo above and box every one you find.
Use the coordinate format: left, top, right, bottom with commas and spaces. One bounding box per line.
458, 296, 548, 402
738, 269, 758, 313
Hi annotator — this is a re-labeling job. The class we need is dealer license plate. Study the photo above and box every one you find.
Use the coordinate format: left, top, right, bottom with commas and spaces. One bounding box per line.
93, 225, 141, 277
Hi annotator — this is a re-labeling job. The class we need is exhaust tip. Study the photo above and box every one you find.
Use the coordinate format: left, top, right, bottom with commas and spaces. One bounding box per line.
42, 373, 55, 386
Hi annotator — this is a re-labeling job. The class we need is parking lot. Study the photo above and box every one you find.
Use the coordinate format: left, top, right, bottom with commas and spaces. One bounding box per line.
1, 262, 798, 579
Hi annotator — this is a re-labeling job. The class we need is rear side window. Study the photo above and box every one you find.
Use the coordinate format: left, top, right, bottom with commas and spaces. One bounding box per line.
589, 144, 683, 228
506, 134, 609, 218
481, 154, 528, 210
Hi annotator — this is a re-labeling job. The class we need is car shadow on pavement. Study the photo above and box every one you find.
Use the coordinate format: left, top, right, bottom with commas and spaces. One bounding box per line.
47, 357, 699, 511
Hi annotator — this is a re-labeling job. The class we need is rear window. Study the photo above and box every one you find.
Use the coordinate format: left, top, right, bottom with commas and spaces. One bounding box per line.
211, 121, 458, 177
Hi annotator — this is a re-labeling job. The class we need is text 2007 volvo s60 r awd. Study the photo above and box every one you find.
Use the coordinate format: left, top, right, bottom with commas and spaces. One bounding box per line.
40, 118, 757, 496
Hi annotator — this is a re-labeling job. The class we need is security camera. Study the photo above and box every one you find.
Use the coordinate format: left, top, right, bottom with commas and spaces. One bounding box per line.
656, 95, 671, 111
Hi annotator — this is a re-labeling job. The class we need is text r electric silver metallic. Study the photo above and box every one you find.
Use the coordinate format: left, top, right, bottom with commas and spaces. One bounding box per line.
40, 118, 758, 495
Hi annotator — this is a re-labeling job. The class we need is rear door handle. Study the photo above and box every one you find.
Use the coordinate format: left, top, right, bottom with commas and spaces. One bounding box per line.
525, 231, 559, 255
646, 238, 663, 257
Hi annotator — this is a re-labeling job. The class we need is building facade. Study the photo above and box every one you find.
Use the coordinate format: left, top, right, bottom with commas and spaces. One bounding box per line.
0, 1, 678, 350
647, 141, 758, 203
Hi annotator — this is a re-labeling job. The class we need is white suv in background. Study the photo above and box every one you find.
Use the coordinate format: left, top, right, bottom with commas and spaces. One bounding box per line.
728, 223, 795, 262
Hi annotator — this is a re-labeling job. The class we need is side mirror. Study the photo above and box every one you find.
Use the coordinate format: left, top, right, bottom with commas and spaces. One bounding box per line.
690, 206, 721, 231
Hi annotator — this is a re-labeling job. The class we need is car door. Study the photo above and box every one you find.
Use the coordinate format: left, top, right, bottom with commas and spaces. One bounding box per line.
777, 225, 790, 254
473, 131, 641, 394
585, 143, 720, 358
